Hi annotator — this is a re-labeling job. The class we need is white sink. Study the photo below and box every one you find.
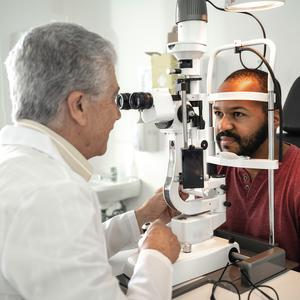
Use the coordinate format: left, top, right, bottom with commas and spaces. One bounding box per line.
89, 176, 141, 209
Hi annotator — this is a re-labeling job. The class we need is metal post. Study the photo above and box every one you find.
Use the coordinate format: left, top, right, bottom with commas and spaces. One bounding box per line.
181, 84, 189, 149
268, 91, 275, 245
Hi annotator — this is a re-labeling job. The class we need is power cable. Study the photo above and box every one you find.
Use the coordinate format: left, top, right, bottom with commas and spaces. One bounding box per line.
210, 263, 241, 300
206, 0, 267, 70
209, 260, 280, 300
240, 269, 280, 300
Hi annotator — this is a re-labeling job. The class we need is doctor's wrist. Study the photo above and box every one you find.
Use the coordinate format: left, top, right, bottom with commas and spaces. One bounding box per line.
134, 207, 149, 232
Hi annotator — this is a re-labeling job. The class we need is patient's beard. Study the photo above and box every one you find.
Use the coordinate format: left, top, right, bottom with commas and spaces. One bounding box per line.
216, 118, 268, 157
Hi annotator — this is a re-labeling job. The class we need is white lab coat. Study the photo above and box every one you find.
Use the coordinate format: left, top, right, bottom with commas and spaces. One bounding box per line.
0, 124, 172, 300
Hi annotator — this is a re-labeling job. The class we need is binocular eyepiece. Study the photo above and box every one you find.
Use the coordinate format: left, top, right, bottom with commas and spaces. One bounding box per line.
117, 92, 153, 110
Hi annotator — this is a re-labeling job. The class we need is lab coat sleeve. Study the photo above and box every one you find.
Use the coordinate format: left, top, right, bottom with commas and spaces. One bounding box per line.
2, 181, 172, 300
128, 249, 173, 300
102, 211, 141, 258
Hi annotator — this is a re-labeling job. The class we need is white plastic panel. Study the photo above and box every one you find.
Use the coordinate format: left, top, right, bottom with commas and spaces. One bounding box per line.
208, 91, 269, 103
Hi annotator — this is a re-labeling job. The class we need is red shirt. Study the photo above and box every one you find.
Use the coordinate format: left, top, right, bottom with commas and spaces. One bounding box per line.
218, 145, 300, 262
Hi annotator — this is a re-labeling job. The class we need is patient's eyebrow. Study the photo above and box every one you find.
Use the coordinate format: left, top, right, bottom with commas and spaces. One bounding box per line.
213, 105, 249, 112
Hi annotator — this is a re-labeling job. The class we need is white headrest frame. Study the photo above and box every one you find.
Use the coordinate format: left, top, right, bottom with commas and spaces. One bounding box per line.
207, 92, 269, 103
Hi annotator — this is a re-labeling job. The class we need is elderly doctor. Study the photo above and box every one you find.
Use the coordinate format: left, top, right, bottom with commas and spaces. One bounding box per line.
0, 22, 181, 300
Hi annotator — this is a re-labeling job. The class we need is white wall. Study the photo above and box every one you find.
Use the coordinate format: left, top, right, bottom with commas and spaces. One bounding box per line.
1, 0, 300, 210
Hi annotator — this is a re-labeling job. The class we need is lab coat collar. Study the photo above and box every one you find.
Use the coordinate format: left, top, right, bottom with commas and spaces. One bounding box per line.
0, 120, 93, 181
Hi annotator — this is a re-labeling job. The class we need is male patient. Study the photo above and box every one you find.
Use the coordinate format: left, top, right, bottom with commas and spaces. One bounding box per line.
214, 69, 300, 263
0, 22, 181, 300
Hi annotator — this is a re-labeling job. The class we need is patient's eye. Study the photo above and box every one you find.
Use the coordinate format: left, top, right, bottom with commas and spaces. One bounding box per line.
214, 111, 223, 118
233, 111, 246, 118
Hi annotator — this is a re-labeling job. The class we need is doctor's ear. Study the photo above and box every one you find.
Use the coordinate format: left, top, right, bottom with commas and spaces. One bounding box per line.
66, 91, 88, 126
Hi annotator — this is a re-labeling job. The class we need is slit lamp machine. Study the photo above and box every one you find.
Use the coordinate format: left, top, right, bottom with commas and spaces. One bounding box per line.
117, 0, 286, 287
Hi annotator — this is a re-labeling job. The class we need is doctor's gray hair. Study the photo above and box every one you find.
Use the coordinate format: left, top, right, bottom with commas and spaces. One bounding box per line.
5, 22, 116, 125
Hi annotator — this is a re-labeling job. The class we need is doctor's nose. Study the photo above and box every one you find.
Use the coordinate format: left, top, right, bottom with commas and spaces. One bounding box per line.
113, 101, 121, 121
116, 106, 121, 120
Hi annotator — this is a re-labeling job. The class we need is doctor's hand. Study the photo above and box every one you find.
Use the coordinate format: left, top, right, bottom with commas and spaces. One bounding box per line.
139, 219, 181, 263
135, 188, 183, 230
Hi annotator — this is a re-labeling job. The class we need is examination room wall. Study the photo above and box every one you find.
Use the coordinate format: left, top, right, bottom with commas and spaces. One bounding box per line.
0, 0, 299, 210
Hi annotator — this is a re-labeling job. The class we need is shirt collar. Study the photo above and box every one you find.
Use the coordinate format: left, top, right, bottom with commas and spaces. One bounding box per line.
0, 120, 93, 181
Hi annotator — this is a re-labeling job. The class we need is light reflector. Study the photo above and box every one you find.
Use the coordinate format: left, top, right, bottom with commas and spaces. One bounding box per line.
225, 0, 285, 12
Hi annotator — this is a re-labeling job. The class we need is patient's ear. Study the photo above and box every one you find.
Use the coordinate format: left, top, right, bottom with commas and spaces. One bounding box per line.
274, 109, 280, 129
66, 91, 87, 126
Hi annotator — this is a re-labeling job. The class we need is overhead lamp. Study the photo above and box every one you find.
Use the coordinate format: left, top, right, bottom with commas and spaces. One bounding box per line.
224, 0, 285, 12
